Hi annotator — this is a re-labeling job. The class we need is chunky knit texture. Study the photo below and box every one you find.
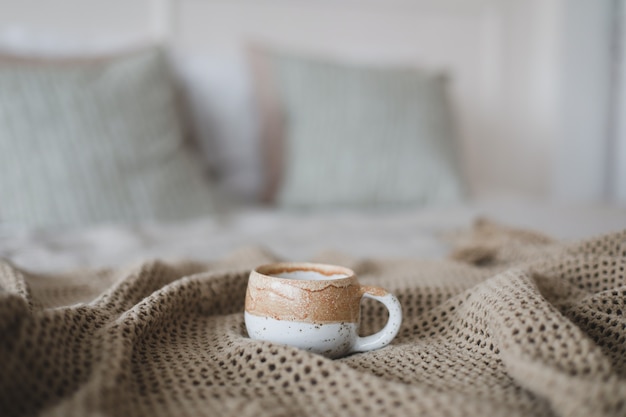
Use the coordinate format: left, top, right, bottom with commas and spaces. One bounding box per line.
0, 221, 625, 417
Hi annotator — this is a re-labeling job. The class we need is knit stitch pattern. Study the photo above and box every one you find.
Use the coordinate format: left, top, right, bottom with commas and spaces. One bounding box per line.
0, 221, 625, 417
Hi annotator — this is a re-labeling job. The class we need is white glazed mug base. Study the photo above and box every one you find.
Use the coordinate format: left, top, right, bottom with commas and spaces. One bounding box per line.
245, 312, 357, 359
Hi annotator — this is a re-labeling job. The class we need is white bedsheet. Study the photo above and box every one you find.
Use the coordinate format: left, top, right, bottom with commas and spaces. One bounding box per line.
1, 199, 624, 273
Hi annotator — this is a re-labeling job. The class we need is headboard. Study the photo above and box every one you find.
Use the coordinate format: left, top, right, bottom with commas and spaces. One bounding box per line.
0, 0, 616, 202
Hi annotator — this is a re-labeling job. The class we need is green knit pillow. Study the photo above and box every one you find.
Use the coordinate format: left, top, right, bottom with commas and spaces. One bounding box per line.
0, 48, 216, 227
272, 54, 465, 208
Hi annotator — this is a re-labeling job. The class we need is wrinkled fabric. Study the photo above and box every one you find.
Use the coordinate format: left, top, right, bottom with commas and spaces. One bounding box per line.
1, 222, 625, 417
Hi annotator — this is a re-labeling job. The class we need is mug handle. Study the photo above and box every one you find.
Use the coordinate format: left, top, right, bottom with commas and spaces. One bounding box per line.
350, 286, 403, 354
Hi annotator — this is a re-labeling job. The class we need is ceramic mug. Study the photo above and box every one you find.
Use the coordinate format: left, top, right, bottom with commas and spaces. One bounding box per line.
244, 262, 402, 358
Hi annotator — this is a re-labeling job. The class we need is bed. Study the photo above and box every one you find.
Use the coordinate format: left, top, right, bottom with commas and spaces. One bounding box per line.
1, 1, 625, 416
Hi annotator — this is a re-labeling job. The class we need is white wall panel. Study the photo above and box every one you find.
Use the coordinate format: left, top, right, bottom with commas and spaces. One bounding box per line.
553, 0, 614, 202
613, 0, 626, 203
0, 0, 163, 41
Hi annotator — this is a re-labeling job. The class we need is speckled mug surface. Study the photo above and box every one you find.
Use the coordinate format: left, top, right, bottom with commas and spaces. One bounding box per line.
244, 262, 402, 358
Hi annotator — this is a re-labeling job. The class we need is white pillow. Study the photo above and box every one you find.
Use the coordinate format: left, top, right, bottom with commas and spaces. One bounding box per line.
171, 53, 263, 202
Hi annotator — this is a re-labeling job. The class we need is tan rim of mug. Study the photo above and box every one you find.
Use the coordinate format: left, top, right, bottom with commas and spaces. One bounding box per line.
246, 262, 362, 323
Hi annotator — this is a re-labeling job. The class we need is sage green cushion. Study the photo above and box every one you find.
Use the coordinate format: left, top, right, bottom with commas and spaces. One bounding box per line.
0, 48, 216, 227
272, 54, 465, 208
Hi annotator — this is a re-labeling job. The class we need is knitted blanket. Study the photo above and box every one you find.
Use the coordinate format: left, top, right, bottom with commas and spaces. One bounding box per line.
1, 220, 625, 417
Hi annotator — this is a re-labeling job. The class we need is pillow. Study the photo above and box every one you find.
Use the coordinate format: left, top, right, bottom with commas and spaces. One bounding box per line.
257, 51, 465, 208
0, 48, 217, 227
172, 54, 263, 202
0, 30, 260, 203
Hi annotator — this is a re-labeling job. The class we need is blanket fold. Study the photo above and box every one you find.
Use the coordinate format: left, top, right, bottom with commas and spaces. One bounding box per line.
1, 222, 625, 417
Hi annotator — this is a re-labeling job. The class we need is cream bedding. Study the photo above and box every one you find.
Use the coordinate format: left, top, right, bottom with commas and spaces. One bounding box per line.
1, 199, 624, 273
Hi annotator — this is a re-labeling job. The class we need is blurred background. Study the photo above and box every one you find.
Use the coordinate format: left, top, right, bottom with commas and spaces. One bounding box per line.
0, 0, 625, 270
1, 0, 625, 225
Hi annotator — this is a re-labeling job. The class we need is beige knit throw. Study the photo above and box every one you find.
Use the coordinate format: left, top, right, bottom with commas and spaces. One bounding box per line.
1, 220, 625, 417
